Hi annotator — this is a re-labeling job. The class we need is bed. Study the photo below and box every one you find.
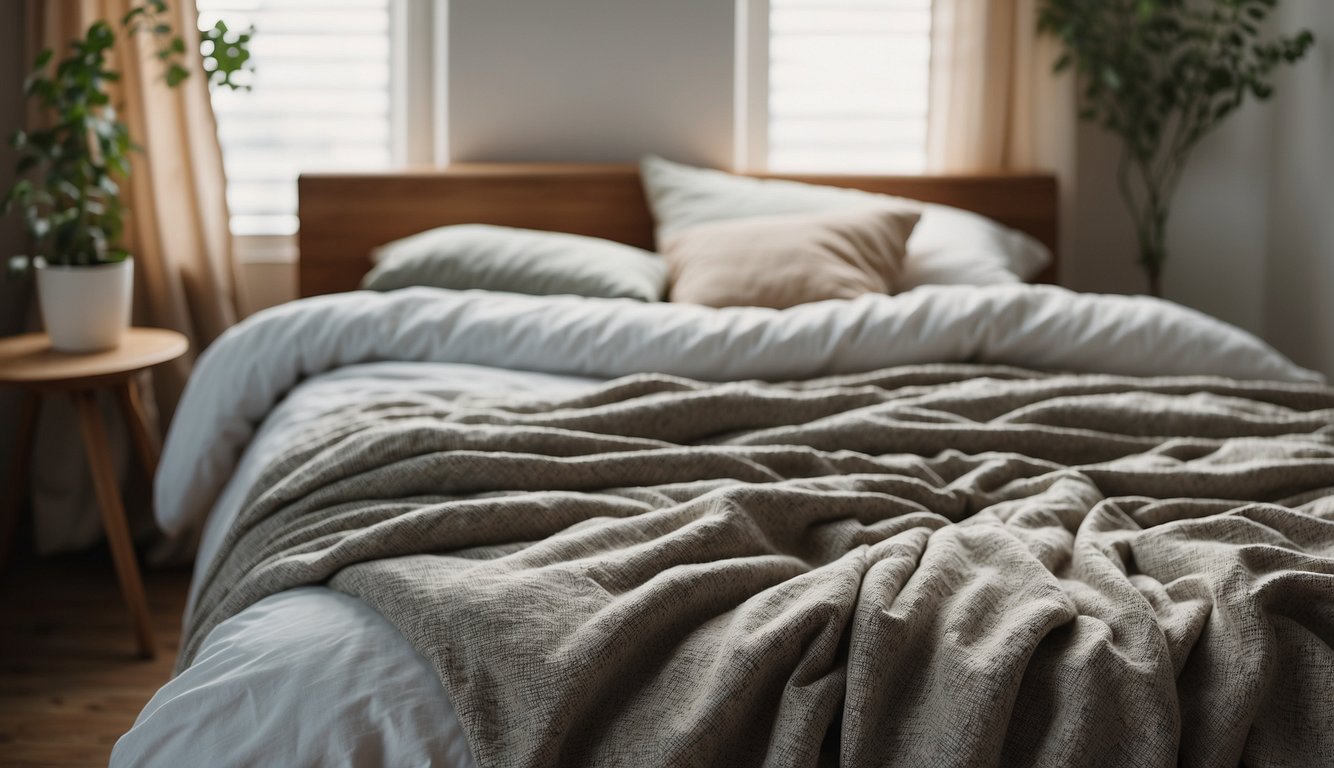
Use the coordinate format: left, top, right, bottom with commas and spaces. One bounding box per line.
112, 165, 1334, 767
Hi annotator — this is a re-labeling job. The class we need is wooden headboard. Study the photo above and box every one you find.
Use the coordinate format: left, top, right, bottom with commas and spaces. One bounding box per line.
297, 164, 1059, 298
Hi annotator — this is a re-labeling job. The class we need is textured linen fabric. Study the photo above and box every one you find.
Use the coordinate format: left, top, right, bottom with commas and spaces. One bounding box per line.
663, 207, 920, 308
363, 224, 669, 301
182, 365, 1334, 768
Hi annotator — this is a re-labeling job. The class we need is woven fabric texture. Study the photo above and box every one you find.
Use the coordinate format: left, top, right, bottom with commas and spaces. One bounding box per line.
184, 365, 1334, 767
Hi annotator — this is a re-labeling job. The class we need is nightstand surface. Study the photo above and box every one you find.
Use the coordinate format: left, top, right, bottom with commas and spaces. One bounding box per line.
0, 328, 188, 389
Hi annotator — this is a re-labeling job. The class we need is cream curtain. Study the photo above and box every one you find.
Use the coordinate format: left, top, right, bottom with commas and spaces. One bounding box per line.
926, 0, 1076, 175
23, 0, 237, 555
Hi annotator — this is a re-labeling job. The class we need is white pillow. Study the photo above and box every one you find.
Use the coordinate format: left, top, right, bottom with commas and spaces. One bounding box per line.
640, 156, 1052, 289
364, 224, 668, 301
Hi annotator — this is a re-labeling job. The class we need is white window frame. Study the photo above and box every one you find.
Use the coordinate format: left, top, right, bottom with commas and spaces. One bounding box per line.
392, 0, 450, 168
734, 0, 770, 172
229, 0, 449, 264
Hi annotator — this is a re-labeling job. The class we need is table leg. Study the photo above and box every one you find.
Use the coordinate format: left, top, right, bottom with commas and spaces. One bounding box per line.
116, 378, 160, 479
0, 391, 40, 573
71, 390, 156, 659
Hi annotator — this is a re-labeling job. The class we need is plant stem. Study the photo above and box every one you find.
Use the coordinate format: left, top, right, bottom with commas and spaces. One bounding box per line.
1138, 194, 1170, 299
1114, 146, 1170, 298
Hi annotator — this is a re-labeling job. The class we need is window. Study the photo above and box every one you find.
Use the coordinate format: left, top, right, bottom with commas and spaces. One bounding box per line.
762, 0, 932, 173
197, 0, 397, 239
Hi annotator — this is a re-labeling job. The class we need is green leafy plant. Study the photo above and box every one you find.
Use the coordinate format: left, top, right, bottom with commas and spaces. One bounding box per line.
201, 20, 255, 91
4, 0, 254, 273
1038, 0, 1314, 296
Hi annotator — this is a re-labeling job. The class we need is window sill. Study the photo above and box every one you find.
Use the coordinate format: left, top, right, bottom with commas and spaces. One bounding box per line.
235, 233, 297, 265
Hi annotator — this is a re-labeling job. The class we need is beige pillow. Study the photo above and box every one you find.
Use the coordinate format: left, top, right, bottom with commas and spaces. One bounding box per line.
663, 206, 920, 309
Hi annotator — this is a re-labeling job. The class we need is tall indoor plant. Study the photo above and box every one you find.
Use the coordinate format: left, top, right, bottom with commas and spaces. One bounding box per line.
1037, 0, 1314, 297
4, 0, 251, 352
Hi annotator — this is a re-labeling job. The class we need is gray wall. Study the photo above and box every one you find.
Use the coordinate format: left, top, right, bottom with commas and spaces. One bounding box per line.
446, 0, 735, 166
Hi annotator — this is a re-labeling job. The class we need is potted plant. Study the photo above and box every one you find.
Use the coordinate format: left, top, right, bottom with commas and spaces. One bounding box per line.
4, 1, 252, 352
1037, 0, 1314, 297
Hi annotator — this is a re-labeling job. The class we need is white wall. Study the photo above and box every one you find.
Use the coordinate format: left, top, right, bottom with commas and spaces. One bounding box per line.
1064, 124, 1143, 295
1165, 101, 1272, 335
1265, 0, 1334, 377
447, 0, 735, 166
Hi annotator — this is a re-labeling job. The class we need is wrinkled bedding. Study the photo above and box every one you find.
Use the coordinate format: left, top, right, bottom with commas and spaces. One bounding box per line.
184, 365, 1334, 767
116, 362, 595, 767
120, 286, 1332, 767
153, 285, 1321, 545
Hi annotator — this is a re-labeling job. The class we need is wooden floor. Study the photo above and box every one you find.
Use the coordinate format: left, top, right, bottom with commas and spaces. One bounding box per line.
0, 550, 190, 767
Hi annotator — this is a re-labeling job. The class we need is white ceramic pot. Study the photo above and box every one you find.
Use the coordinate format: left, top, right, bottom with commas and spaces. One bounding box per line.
35, 258, 134, 353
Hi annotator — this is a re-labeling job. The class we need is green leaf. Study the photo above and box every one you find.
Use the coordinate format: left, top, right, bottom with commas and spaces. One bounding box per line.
165, 63, 189, 87
8, 4, 247, 256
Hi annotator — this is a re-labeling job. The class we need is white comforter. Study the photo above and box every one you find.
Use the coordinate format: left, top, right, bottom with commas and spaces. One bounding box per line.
114, 285, 1320, 767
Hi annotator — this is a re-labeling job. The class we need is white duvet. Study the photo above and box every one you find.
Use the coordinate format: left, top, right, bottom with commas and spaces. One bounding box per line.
114, 285, 1320, 767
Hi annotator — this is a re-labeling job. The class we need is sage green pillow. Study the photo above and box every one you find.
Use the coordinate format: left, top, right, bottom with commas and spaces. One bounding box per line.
363, 224, 669, 302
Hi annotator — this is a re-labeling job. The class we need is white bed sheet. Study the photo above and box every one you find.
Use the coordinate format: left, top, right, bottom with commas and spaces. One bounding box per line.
113, 362, 597, 768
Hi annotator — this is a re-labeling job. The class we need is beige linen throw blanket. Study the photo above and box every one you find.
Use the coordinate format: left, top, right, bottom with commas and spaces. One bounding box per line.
182, 365, 1334, 767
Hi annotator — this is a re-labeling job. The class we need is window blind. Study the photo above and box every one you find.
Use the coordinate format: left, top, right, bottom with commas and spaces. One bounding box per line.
768, 0, 932, 173
196, 0, 394, 236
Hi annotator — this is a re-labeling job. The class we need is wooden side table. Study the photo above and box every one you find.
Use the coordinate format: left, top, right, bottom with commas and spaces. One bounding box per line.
1, 328, 188, 659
